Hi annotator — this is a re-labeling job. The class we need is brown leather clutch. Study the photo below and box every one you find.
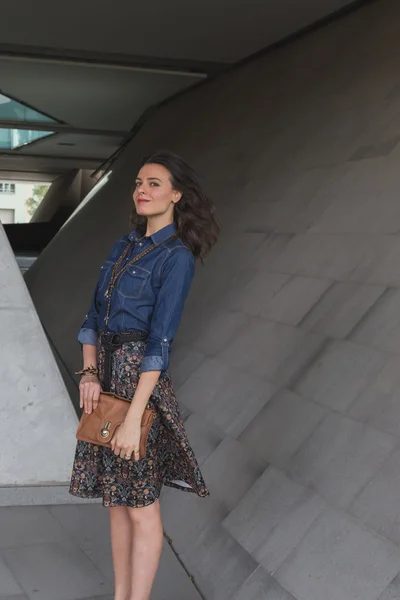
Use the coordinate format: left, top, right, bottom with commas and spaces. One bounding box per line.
76, 391, 156, 459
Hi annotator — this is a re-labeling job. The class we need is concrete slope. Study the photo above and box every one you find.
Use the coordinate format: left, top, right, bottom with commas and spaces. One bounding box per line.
25, 0, 400, 598
0, 225, 77, 498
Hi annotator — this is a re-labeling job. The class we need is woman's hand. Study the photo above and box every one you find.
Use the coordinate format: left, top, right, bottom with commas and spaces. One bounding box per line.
111, 418, 142, 461
79, 374, 101, 414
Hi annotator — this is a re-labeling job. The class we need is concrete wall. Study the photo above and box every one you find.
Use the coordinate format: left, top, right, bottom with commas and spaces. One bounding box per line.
24, 1, 400, 598
0, 224, 77, 498
31, 169, 95, 223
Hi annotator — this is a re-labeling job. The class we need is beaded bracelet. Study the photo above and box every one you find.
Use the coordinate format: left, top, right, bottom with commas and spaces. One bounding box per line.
75, 364, 99, 377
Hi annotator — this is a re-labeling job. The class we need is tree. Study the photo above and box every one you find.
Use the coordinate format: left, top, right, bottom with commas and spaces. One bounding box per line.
25, 184, 49, 217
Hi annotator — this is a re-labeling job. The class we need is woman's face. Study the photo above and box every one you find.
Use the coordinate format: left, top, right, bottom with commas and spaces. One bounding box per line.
133, 163, 181, 218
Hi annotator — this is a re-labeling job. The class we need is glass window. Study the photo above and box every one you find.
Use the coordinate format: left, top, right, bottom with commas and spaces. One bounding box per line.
0, 128, 54, 150
0, 93, 55, 149
0, 93, 56, 123
0, 182, 16, 194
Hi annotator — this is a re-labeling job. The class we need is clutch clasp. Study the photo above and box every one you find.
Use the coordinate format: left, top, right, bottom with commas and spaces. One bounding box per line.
100, 421, 112, 439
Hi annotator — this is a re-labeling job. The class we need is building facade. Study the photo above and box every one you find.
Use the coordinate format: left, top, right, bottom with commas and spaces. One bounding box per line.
0, 181, 37, 224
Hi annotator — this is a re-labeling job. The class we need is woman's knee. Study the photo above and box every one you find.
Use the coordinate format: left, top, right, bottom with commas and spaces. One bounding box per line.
127, 499, 161, 526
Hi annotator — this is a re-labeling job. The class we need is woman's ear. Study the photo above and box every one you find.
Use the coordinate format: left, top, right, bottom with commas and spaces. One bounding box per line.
173, 190, 182, 203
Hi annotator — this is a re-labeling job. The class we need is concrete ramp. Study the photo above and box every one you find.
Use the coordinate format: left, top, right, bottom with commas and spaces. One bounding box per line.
0, 224, 77, 504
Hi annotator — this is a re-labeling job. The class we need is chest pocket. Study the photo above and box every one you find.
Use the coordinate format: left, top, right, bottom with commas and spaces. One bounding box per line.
117, 265, 151, 300
98, 260, 114, 292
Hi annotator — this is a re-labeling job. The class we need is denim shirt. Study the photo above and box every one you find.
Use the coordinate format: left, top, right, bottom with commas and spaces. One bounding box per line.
78, 223, 195, 373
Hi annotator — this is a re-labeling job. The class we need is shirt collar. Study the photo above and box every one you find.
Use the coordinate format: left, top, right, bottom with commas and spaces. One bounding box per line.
128, 222, 177, 245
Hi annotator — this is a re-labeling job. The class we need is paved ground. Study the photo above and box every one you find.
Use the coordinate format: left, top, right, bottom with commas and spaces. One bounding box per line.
0, 504, 202, 600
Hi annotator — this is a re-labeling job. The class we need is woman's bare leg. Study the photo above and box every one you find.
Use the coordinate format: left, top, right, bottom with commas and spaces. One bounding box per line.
127, 499, 163, 600
109, 506, 133, 600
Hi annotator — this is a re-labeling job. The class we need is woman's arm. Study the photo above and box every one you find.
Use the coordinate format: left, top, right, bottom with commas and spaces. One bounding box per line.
127, 371, 161, 419
79, 343, 101, 413
78, 291, 101, 413
139, 247, 195, 373
83, 342, 97, 369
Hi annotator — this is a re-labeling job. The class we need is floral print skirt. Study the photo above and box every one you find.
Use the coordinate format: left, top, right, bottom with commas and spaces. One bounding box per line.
69, 338, 209, 508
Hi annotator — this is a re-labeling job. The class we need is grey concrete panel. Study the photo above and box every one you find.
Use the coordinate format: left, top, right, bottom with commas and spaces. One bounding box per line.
0, 557, 24, 597
233, 567, 296, 600
169, 344, 206, 391
243, 167, 339, 234
201, 437, 267, 520
67, 597, 112, 600
299, 281, 387, 338
48, 504, 108, 542
350, 449, 400, 546
275, 508, 400, 600
256, 492, 325, 573
0, 595, 29, 600
253, 234, 295, 271
288, 413, 396, 509
0, 485, 101, 507
224, 467, 323, 571
378, 572, 400, 600
191, 310, 251, 357
348, 355, 400, 437
48, 504, 114, 582
153, 541, 204, 600
238, 389, 327, 469
160, 456, 258, 595
261, 275, 332, 326
179, 522, 258, 600
180, 414, 224, 466
310, 189, 400, 234
182, 232, 267, 314
0, 242, 31, 308
161, 488, 220, 552
227, 272, 291, 317
350, 288, 400, 352
203, 232, 267, 276
267, 233, 393, 280
48, 509, 204, 599
1, 505, 200, 600
351, 237, 400, 286
0, 226, 77, 487
294, 339, 389, 412
218, 317, 326, 385
349, 135, 400, 161
272, 331, 328, 388
179, 357, 277, 438
2, 541, 112, 600
0, 506, 66, 549
178, 401, 191, 423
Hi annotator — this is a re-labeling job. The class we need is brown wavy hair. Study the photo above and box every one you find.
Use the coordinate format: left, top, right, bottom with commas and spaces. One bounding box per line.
130, 150, 219, 260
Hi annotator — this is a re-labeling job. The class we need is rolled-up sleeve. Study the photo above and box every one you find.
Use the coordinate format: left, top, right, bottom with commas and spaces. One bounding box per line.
77, 281, 100, 346
140, 248, 195, 373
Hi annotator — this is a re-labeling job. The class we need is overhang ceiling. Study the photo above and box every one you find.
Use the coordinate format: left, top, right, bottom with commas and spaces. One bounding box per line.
0, 0, 354, 179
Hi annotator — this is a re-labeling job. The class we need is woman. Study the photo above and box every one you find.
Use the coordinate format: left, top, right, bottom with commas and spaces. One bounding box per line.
69, 150, 219, 600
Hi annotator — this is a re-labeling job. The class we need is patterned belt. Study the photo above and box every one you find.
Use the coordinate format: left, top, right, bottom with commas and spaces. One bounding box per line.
99, 330, 148, 392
